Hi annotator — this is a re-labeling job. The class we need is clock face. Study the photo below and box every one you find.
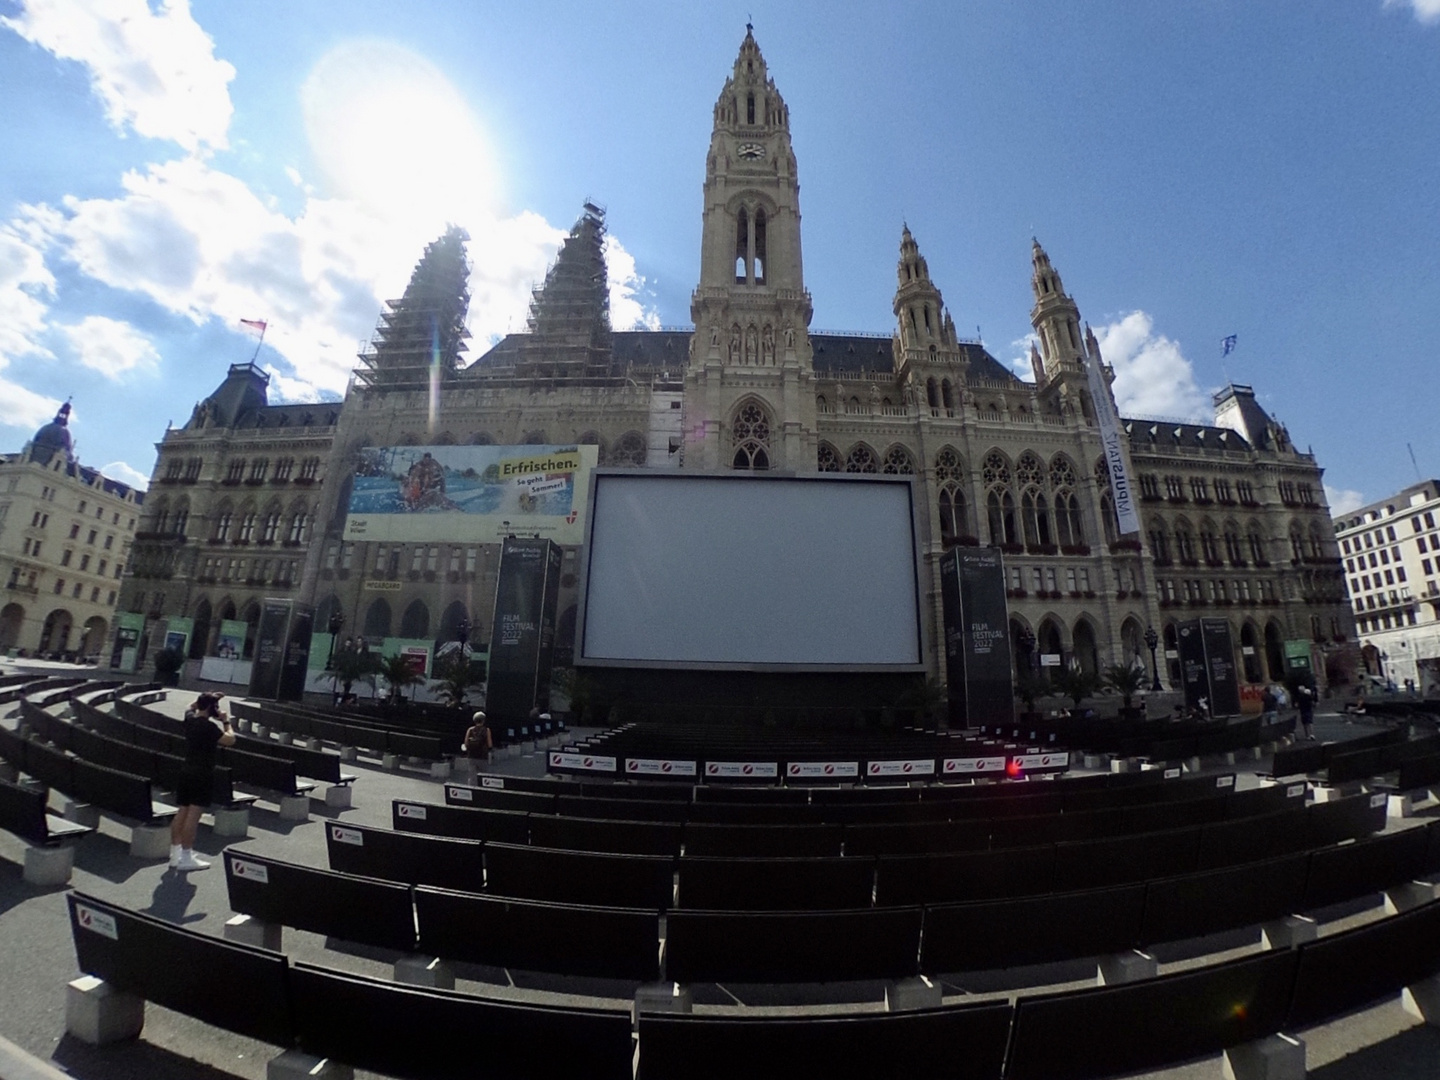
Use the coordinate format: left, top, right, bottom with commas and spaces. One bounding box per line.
737, 142, 765, 160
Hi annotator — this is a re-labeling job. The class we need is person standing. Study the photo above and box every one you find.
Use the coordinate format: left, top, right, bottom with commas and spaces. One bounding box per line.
170, 692, 236, 871
1297, 683, 1316, 741
463, 711, 492, 763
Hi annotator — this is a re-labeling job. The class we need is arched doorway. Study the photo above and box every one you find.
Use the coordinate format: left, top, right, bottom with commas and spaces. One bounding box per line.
38, 609, 73, 655
1119, 617, 1145, 671
1264, 621, 1285, 682
1240, 623, 1263, 683
190, 599, 211, 659
363, 598, 392, 641
79, 616, 108, 659
0, 603, 25, 651
1072, 620, 1099, 675
1010, 618, 1036, 678
399, 599, 430, 639
1037, 618, 1064, 668
437, 601, 469, 645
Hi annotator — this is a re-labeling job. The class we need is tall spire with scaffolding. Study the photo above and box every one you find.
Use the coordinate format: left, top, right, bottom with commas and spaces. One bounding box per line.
355, 225, 472, 389
513, 202, 614, 382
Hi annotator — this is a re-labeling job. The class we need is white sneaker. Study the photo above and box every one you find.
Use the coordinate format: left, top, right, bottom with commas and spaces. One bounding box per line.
169, 845, 182, 868
175, 851, 210, 871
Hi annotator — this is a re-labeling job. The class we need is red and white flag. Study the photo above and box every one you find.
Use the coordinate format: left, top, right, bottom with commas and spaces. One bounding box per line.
240, 318, 267, 333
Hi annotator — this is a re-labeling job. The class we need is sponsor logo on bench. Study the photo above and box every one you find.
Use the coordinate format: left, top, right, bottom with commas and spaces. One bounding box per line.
1013, 752, 1068, 770
75, 903, 118, 940
1215, 775, 1236, 788
480, 776, 505, 789
1286, 784, 1306, 799
625, 758, 698, 777
1370, 793, 1387, 808
548, 752, 617, 772
397, 803, 428, 820
786, 761, 859, 779
866, 759, 936, 777
448, 785, 474, 801
331, 825, 363, 846
942, 757, 1005, 774
229, 857, 269, 884
1164, 767, 1182, 779
704, 761, 778, 778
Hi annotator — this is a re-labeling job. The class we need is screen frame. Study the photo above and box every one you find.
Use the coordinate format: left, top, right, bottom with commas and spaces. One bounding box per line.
575, 469, 928, 673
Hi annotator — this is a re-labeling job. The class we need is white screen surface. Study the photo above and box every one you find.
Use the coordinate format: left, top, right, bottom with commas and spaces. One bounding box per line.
580, 473, 922, 668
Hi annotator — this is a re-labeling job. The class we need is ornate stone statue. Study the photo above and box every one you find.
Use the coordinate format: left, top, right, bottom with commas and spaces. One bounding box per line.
761, 324, 775, 364
745, 325, 759, 365
729, 326, 742, 364
785, 326, 795, 348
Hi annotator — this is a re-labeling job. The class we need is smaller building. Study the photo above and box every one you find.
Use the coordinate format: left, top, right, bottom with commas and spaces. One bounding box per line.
1333, 480, 1440, 692
0, 404, 144, 658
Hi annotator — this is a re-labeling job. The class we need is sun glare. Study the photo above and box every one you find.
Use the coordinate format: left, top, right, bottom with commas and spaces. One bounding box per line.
301, 41, 498, 223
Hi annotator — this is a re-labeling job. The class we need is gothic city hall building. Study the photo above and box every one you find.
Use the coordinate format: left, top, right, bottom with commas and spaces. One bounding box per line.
118, 30, 1354, 698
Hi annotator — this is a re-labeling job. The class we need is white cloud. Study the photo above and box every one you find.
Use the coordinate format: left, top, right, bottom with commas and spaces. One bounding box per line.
1093, 311, 1209, 421
1, 0, 235, 152
0, 227, 64, 431
99, 459, 150, 489
1325, 485, 1366, 515
59, 314, 160, 378
1386, 0, 1440, 26
604, 235, 660, 331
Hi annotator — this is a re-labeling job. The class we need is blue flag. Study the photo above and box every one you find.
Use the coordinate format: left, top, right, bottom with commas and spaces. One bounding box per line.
1221, 334, 1237, 357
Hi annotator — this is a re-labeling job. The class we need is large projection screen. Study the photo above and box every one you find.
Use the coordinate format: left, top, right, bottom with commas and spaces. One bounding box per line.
578, 472, 924, 670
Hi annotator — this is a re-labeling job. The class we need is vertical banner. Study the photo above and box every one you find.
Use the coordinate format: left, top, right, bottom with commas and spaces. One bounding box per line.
1200, 618, 1242, 716
215, 619, 247, 660
1084, 339, 1141, 535
248, 598, 295, 701
109, 611, 145, 673
277, 604, 314, 702
486, 538, 562, 723
1176, 619, 1211, 713
941, 547, 1013, 728
163, 617, 193, 657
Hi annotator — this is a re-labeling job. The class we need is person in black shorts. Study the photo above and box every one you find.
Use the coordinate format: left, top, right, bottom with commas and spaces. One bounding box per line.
170, 692, 236, 871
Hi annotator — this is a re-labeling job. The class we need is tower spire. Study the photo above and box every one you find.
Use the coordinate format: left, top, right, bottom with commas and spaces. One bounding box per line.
1029, 238, 1085, 382
355, 226, 471, 389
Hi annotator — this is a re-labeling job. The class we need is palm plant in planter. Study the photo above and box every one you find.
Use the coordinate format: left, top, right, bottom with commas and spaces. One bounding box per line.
1014, 668, 1047, 721
431, 650, 483, 708
1103, 662, 1149, 719
330, 647, 380, 701
380, 653, 425, 705
1052, 664, 1101, 712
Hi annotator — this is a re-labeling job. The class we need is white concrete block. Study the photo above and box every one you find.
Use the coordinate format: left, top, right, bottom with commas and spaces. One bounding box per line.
1402, 973, 1440, 1027
635, 982, 693, 1014
1310, 786, 1341, 803
338, 746, 357, 762
23, 844, 73, 886
381, 753, 399, 770
324, 785, 352, 810
886, 976, 942, 1012
1388, 793, 1419, 819
253, 724, 268, 739
212, 807, 250, 838
393, 955, 455, 990
62, 801, 100, 829
303, 737, 321, 751
1385, 881, 1440, 914
1261, 915, 1317, 950
267, 1049, 354, 1080
1222, 1034, 1305, 1080
235, 718, 251, 734
223, 914, 282, 951
428, 761, 450, 780
1185, 756, 1202, 773
1098, 950, 1158, 986
65, 976, 144, 1045
276, 732, 293, 746
129, 824, 170, 860
278, 795, 309, 822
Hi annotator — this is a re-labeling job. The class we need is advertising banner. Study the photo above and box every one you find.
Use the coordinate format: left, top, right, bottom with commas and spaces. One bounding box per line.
941, 547, 1013, 729
703, 761, 780, 779
1176, 619, 1211, 712
785, 761, 860, 779
109, 611, 145, 673
1201, 618, 1242, 716
624, 758, 698, 778
277, 605, 314, 702
1084, 339, 1142, 535
163, 617, 193, 657
548, 752, 617, 773
343, 444, 597, 545
865, 759, 937, 778
942, 756, 1007, 775
487, 538, 562, 723
216, 619, 247, 660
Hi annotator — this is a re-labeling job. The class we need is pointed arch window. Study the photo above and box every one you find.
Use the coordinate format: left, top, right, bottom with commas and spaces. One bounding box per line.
754, 209, 767, 284
747, 92, 755, 125
940, 379, 954, 415
1055, 492, 1084, 547
735, 207, 749, 283
612, 431, 647, 467
1021, 489, 1052, 548
881, 445, 914, 474
817, 443, 840, 472
988, 490, 1018, 546
845, 445, 878, 473
1100, 492, 1118, 545
926, 377, 938, 411
731, 402, 771, 470
939, 487, 968, 544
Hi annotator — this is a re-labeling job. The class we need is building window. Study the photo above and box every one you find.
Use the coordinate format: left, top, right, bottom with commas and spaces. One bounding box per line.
275, 458, 294, 481
61, 550, 72, 567
249, 459, 269, 483
299, 457, 320, 481
287, 510, 308, 545
237, 512, 256, 543
226, 460, 246, 483
79, 554, 90, 571
731, 403, 771, 470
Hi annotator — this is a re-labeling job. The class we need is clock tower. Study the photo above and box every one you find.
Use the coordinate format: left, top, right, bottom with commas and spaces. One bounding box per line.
685, 26, 816, 471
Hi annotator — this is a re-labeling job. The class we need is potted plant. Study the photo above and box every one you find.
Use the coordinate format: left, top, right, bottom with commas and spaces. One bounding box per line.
1052, 665, 1100, 713
153, 646, 185, 688
329, 647, 380, 703
1103, 662, 1148, 720
380, 653, 426, 706
430, 650, 483, 709
1014, 668, 1046, 723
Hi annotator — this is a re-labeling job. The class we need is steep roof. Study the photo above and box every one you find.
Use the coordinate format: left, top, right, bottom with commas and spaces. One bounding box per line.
1122, 417, 1253, 453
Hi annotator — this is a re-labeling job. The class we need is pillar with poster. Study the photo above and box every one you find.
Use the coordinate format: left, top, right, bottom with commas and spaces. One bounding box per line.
248, 598, 315, 702
486, 538, 563, 725
940, 546, 1014, 728
1176, 618, 1242, 717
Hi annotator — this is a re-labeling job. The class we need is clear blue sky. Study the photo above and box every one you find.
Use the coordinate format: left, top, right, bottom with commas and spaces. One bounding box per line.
1, 1, 1437, 511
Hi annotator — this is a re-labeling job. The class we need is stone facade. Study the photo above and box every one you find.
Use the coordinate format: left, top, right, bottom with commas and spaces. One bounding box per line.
0, 406, 142, 658
118, 29, 1354, 698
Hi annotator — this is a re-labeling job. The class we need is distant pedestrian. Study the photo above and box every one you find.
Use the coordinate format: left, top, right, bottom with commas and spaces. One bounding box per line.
463, 711, 492, 761
170, 692, 236, 871
1260, 686, 1278, 724
1297, 684, 1316, 741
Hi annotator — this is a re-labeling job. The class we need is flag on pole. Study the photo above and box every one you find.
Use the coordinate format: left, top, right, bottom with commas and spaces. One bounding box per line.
1221, 334, 1237, 357
240, 319, 267, 333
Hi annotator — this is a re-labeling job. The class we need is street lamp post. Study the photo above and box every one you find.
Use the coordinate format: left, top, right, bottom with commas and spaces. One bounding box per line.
1144, 626, 1162, 692
325, 609, 345, 670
